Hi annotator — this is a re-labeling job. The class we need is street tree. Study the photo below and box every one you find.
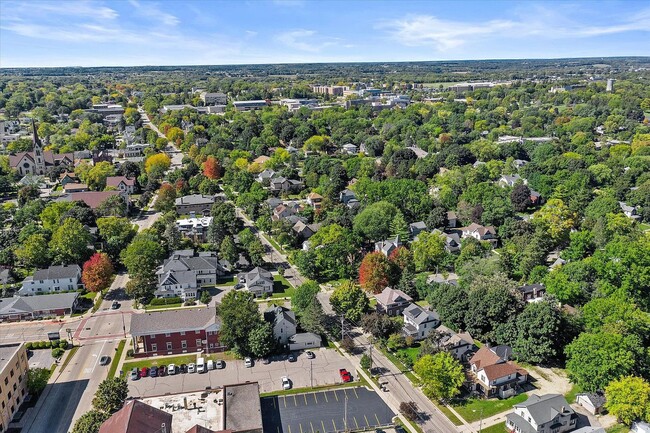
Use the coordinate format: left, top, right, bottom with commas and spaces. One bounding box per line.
96, 217, 137, 262
218, 291, 261, 356
92, 377, 128, 414
248, 322, 276, 358
82, 253, 114, 293
330, 281, 369, 322
413, 352, 465, 401
26, 368, 51, 395
71, 410, 110, 433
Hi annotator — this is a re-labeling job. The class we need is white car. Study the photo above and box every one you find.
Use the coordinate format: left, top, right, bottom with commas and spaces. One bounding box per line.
282, 376, 291, 390
188, 363, 196, 373
244, 357, 253, 368
167, 363, 177, 375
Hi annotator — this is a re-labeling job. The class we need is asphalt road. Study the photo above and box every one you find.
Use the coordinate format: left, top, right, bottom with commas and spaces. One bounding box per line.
21, 338, 118, 433
261, 387, 395, 433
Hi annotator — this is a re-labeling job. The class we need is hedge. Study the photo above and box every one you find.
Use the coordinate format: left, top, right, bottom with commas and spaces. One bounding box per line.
149, 297, 182, 306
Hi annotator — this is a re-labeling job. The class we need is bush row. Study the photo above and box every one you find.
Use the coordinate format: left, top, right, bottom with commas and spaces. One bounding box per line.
26, 340, 68, 350
149, 297, 182, 305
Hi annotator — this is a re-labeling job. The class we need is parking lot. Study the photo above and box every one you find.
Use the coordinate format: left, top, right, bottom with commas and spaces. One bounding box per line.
261, 387, 395, 433
128, 348, 355, 398
27, 349, 56, 370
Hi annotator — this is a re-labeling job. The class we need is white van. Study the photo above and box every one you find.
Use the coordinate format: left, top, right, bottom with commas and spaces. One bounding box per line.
207, 360, 215, 371
197, 357, 206, 373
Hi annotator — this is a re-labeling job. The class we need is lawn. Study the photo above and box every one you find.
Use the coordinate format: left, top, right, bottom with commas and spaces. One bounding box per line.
606, 424, 630, 433
79, 291, 97, 301
397, 345, 420, 364
269, 274, 296, 299
144, 303, 183, 311
108, 340, 126, 378
564, 383, 582, 403
260, 379, 369, 397
433, 401, 463, 426
215, 275, 237, 286
639, 222, 650, 232
122, 352, 237, 372
452, 393, 529, 423
481, 421, 507, 433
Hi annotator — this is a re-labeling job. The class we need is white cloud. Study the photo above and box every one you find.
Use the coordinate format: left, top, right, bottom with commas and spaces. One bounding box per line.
128, 0, 180, 27
245, 30, 258, 38
275, 29, 339, 52
3, 1, 119, 20
382, 7, 650, 51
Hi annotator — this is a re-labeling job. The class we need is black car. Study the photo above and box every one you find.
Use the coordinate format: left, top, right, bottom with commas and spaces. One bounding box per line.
111, 301, 120, 310
180, 364, 188, 373
287, 354, 297, 362
306, 351, 315, 359
99, 355, 111, 366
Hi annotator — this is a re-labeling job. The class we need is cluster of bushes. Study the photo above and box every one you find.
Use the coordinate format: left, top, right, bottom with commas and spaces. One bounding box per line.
148, 296, 182, 305
26, 340, 68, 350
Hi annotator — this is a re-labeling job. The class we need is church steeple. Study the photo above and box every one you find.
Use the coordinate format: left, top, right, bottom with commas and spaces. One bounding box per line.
31, 118, 45, 174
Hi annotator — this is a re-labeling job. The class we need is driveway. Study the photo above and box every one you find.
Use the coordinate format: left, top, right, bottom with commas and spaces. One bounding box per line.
261, 387, 395, 433
28, 349, 56, 370
128, 348, 355, 398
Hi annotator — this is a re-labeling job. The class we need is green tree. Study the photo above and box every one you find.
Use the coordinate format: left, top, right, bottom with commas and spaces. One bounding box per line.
200, 290, 212, 305
84, 161, 115, 190
293, 281, 321, 313
120, 231, 165, 280
298, 300, 326, 335
543, 269, 584, 305
15, 233, 50, 268
218, 291, 261, 356
605, 376, 650, 425
95, 195, 127, 218
411, 231, 447, 272
248, 321, 276, 358
49, 218, 92, 264
330, 281, 369, 322
413, 352, 465, 401
219, 236, 239, 265
154, 183, 176, 213
96, 217, 137, 262
565, 332, 642, 391
26, 368, 51, 395
39, 201, 74, 231
533, 198, 576, 243
353, 201, 400, 242
389, 212, 409, 240
92, 377, 128, 414
360, 312, 397, 339
71, 410, 110, 433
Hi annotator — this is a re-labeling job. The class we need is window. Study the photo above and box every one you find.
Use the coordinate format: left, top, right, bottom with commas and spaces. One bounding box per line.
10, 369, 14, 377
151, 343, 157, 352
180, 331, 186, 336
196, 339, 202, 346
181, 341, 187, 349
195, 330, 200, 334
165, 333, 171, 337
150, 334, 156, 339
166, 342, 172, 350
4, 377, 7, 385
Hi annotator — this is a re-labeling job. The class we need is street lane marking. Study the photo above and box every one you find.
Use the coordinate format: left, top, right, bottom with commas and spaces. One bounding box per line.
353, 387, 359, 398
364, 414, 370, 426
375, 413, 381, 425
303, 394, 308, 405
354, 417, 359, 429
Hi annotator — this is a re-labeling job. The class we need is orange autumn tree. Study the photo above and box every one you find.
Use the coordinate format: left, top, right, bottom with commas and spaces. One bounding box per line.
203, 156, 221, 179
82, 252, 114, 293
359, 251, 392, 294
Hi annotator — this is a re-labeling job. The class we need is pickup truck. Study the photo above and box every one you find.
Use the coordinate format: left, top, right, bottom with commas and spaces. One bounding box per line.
339, 368, 352, 383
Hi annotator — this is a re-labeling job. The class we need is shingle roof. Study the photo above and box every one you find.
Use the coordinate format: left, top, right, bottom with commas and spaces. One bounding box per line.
32, 265, 81, 281
98, 400, 172, 433
470, 346, 503, 370
403, 303, 439, 325
106, 176, 136, 187
61, 191, 123, 209
175, 194, 215, 206
130, 307, 220, 336
0, 293, 79, 316
514, 394, 574, 425
481, 362, 519, 381
264, 306, 297, 326
375, 287, 412, 306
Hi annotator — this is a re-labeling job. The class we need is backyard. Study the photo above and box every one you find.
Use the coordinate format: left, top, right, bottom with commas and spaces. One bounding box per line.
451, 393, 529, 423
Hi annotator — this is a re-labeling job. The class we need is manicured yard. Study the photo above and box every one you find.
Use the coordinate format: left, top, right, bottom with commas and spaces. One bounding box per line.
606, 424, 630, 433
215, 275, 237, 286
433, 401, 463, 426
270, 274, 296, 298
108, 340, 126, 378
144, 302, 183, 311
452, 393, 529, 423
397, 346, 420, 364
79, 291, 97, 301
481, 421, 507, 433
122, 352, 236, 373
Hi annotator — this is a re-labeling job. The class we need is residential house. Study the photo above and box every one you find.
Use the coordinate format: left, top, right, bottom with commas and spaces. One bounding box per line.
18, 265, 82, 296
63, 183, 89, 193
154, 250, 225, 300
272, 202, 302, 221
98, 400, 172, 433
575, 391, 606, 415
409, 221, 427, 239
513, 159, 529, 169
470, 346, 528, 398
631, 423, 650, 433
9, 120, 74, 176
619, 202, 641, 221
406, 146, 428, 159
447, 211, 458, 228
0, 293, 79, 321
175, 194, 216, 216
269, 177, 303, 193
374, 287, 412, 316
306, 192, 323, 210
375, 237, 403, 257
237, 267, 274, 297
431, 229, 461, 252
106, 176, 137, 194
292, 221, 321, 240
530, 190, 543, 205
342, 143, 358, 154
59, 190, 128, 210
59, 171, 78, 187
0, 268, 14, 287
123, 143, 150, 158
287, 333, 322, 351
256, 169, 276, 183
130, 307, 224, 357
461, 223, 498, 247
518, 284, 546, 302
339, 189, 357, 205
499, 174, 527, 188
263, 306, 297, 345
506, 394, 577, 433
176, 217, 213, 243
437, 326, 476, 362
427, 273, 459, 286
402, 304, 440, 340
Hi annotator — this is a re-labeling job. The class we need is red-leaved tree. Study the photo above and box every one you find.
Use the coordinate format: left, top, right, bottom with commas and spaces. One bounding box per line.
82, 252, 114, 293
359, 251, 392, 294
203, 156, 221, 180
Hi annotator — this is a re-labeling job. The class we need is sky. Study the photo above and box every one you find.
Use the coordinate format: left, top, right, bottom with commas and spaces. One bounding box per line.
0, 0, 649, 68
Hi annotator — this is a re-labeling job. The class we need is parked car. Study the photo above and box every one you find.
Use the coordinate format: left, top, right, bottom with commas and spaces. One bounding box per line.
180, 364, 188, 373
140, 367, 149, 378
262, 358, 271, 365
215, 360, 224, 369
244, 357, 253, 368
197, 357, 206, 373
287, 354, 297, 362
111, 301, 120, 310
282, 376, 291, 390
157, 365, 166, 377
99, 356, 110, 366
188, 363, 196, 373
130, 368, 139, 381
149, 367, 158, 378
306, 351, 315, 359
339, 368, 352, 383
207, 360, 215, 370
167, 364, 177, 375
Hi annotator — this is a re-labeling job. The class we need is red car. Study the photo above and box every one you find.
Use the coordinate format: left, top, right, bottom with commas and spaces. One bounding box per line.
139, 367, 149, 378
339, 368, 352, 383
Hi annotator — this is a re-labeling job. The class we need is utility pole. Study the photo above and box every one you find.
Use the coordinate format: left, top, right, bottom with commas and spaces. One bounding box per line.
310, 358, 313, 388
340, 315, 345, 341
121, 312, 126, 338
344, 394, 348, 432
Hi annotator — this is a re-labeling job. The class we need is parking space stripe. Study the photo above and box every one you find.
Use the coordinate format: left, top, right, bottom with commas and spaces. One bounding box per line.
321, 420, 326, 433
332, 419, 337, 431
354, 416, 359, 429
310, 421, 315, 433
293, 395, 298, 406
323, 392, 328, 402
304, 393, 308, 405
288, 424, 292, 433
343, 388, 348, 399
299, 423, 304, 433
364, 414, 370, 427
353, 387, 359, 398
283, 396, 287, 408
313, 393, 318, 404
277, 427, 280, 433
333, 390, 339, 402
375, 413, 381, 426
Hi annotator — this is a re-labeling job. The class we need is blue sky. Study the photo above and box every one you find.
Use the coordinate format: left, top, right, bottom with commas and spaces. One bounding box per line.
0, 0, 649, 67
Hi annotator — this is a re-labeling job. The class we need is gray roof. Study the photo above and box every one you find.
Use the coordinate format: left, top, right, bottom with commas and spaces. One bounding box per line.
239, 267, 273, 287
175, 194, 215, 206
289, 332, 322, 344
264, 306, 297, 326
0, 292, 79, 315
409, 221, 427, 230
403, 303, 439, 325
159, 271, 196, 286
0, 343, 24, 371
129, 307, 220, 336
514, 394, 574, 425
223, 382, 262, 433
576, 391, 606, 408
31, 265, 81, 281
375, 287, 412, 306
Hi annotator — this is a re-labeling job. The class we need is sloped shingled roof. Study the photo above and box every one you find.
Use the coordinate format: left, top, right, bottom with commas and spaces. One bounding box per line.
98, 400, 172, 433
130, 307, 220, 336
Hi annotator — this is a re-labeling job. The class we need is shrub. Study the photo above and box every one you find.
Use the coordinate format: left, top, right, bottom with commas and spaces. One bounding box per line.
126, 349, 134, 358
26, 342, 33, 350
51, 348, 65, 359
184, 299, 197, 306
386, 333, 406, 351
59, 340, 68, 349
340, 337, 355, 353
148, 296, 182, 305
360, 354, 372, 370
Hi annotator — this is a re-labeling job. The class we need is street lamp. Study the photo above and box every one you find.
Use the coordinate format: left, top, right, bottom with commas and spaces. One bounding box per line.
473, 408, 484, 433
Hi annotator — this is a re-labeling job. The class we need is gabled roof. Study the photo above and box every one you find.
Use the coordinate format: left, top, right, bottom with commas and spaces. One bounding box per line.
469, 346, 503, 370
403, 303, 439, 325
513, 394, 574, 425
463, 223, 497, 237
130, 307, 220, 336
61, 191, 123, 209
264, 306, 297, 326
239, 267, 273, 287
576, 391, 606, 408
106, 176, 136, 187
98, 400, 172, 433
31, 265, 81, 281
375, 287, 412, 306
481, 362, 519, 381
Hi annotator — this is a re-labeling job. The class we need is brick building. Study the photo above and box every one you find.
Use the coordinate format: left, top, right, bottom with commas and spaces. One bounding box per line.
0, 343, 28, 432
130, 308, 225, 358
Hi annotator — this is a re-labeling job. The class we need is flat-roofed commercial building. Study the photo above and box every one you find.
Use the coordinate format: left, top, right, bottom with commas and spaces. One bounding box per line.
0, 343, 28, 432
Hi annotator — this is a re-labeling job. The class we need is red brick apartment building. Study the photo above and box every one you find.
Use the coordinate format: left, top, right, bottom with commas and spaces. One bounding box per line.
129, 307, 225, 358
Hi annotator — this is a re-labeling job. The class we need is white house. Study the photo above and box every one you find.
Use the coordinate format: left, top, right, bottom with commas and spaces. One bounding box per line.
619, 202, 641, 220
264, 306, 297, 345
19, 265, 82, 296
375, 237, 403, 256
287, 332, 322, 351
402, 304, 440, 340
237, 267, 274, 297
154, 250, 225, 300
575, 391, 606, 415
461, 223, 498, 247
506, 394, 577, 433
105, 176, 136, 194
499, 174, 527, 188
